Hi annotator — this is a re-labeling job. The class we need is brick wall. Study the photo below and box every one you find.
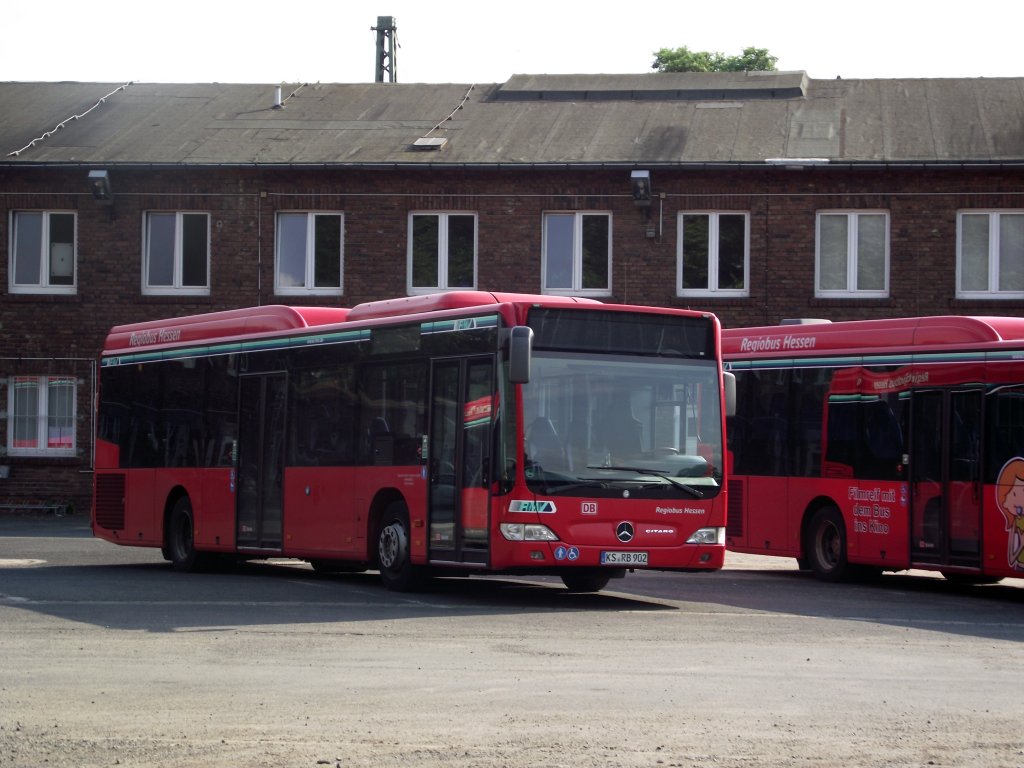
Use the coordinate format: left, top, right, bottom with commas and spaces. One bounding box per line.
0, 163, 1022, 514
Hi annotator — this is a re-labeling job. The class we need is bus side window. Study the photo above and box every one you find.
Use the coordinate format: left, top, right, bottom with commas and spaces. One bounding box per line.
737, 370, 790, 476
862, 399, 904, 479
986, 388, 1024, 482
205, 355, 238, 468
290, 366, 355, 467
824, 399, 858, 476
358, 362, 426, 466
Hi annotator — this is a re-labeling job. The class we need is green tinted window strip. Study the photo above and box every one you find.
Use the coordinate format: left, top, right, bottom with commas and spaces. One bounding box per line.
420, 315, 499, 335
726, 350, 994, 371
102, 328, 370, 367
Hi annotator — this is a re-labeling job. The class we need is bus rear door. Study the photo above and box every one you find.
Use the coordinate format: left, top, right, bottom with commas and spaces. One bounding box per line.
909, 388, 983, 569
236, 372, 287, 553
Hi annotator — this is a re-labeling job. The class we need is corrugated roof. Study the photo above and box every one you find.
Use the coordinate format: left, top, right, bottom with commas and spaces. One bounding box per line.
2, 73, 1023, 167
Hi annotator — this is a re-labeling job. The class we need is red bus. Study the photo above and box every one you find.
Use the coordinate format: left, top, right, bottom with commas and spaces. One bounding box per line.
93, 291, 732, 591
722, 315, 1024, 584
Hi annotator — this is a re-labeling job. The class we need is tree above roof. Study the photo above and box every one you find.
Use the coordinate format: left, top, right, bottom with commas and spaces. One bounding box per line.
652, 46, 778, 73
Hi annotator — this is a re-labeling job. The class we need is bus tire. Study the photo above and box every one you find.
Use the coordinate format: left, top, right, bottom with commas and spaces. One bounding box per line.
377, 501, 420, 592
561, 569, 614, 593
941, 571, 1002, 586
310, 559, 366, 575
167, 496, 201, 572
806, 506, 849, 582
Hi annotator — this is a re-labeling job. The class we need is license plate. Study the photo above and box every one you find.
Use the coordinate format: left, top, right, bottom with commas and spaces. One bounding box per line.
600, 551, 648, 566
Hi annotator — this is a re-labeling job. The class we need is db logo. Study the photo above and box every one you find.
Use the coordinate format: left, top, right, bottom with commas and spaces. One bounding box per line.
581, 502, 598, 515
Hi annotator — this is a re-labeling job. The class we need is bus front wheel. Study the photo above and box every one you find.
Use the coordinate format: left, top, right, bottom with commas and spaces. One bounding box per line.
377, 502, 420, 592
167, 496, 201, 572
561, 569, 615, 593
941, 571, 1002, 586
806, 506, 849, 582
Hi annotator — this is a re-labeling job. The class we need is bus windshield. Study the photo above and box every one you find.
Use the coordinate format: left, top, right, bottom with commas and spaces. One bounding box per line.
522, 352, 724, 498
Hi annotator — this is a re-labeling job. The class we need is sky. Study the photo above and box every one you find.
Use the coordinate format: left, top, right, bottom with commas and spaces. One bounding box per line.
3, 0, 1020, 84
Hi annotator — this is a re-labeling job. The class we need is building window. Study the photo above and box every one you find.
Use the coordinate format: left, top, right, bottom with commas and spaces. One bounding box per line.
9, 211, 76, 294
542, 212, 611, 295
408, 212, 477, 293
7, 376, 76, 456
816, 211, 889, 298
275, 212, 344, 295
143, 212, 210, 295
957, 211, 1024, 298
677, 212, 749, 296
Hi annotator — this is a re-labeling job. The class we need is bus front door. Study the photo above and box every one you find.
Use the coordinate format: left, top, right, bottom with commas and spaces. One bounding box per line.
236, 372, 287, 552
428, 357, 493, 566
909, 389, 983, 569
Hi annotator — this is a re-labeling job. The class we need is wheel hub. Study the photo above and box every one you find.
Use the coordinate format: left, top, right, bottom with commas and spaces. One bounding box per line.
378, 522, 407, 569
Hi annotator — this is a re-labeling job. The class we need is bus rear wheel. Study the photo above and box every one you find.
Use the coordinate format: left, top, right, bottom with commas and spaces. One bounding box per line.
377, 501, 421, 592
806, 506, 849, 582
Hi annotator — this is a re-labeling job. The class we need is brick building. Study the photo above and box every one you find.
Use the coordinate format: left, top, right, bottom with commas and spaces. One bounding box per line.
1, 72, 1022, 512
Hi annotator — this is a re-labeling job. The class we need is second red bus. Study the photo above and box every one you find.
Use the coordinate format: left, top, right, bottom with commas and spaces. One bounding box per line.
94, 291, 732, 591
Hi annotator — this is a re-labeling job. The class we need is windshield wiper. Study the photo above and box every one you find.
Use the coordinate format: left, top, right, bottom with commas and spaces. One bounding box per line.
544, 478, 613, 493
586, 465, 705, 498
526, 465, 610, 494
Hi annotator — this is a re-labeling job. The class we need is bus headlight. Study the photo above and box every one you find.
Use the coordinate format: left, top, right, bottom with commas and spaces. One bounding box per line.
500, 523, 559, 542
686, 527, 725, 545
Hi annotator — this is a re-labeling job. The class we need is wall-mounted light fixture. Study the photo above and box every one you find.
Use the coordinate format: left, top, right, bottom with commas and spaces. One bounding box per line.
630, 170, 651, 206
88, 169, 112, 203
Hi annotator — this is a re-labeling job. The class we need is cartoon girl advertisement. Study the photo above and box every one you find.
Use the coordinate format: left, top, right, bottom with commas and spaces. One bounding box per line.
996, 457, 1024, 572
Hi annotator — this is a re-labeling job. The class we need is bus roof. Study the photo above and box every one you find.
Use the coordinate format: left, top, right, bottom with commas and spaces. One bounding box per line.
722, 315, 1024, 358
103, 305, 351, 356
101, 292, 602, 357
345, 291, 600, 321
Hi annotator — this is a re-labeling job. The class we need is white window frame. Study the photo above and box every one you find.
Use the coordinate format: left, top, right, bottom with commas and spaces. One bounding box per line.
956, 210, 1024, 299
676, 211, 750, 297
9, 211, 77, 295
541, 211, 612, 296
406, 211, 478, 295
815, 210, 890, 298
6, 376, 76, 457
274, 211, 345, 296
142, 211, 210, 296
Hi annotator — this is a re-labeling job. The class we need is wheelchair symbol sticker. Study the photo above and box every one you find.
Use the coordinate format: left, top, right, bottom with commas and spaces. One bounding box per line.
555, 546, 580, 561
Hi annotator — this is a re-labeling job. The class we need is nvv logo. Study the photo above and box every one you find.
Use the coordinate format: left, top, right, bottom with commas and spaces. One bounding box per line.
509, 500, 557, 514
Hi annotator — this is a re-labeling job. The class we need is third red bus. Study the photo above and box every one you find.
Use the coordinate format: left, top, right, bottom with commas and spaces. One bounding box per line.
723, 315, 1024, 584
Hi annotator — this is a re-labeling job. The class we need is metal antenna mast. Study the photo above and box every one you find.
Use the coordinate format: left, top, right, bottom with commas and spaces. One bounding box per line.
373, 16, 397, 83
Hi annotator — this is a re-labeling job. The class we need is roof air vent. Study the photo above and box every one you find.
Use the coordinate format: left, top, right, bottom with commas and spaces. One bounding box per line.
411, 137, 448, 151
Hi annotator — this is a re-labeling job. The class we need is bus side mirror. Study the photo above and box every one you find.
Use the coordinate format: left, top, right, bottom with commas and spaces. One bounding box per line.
509, 326, 533, 384
723, 371, 736, 418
